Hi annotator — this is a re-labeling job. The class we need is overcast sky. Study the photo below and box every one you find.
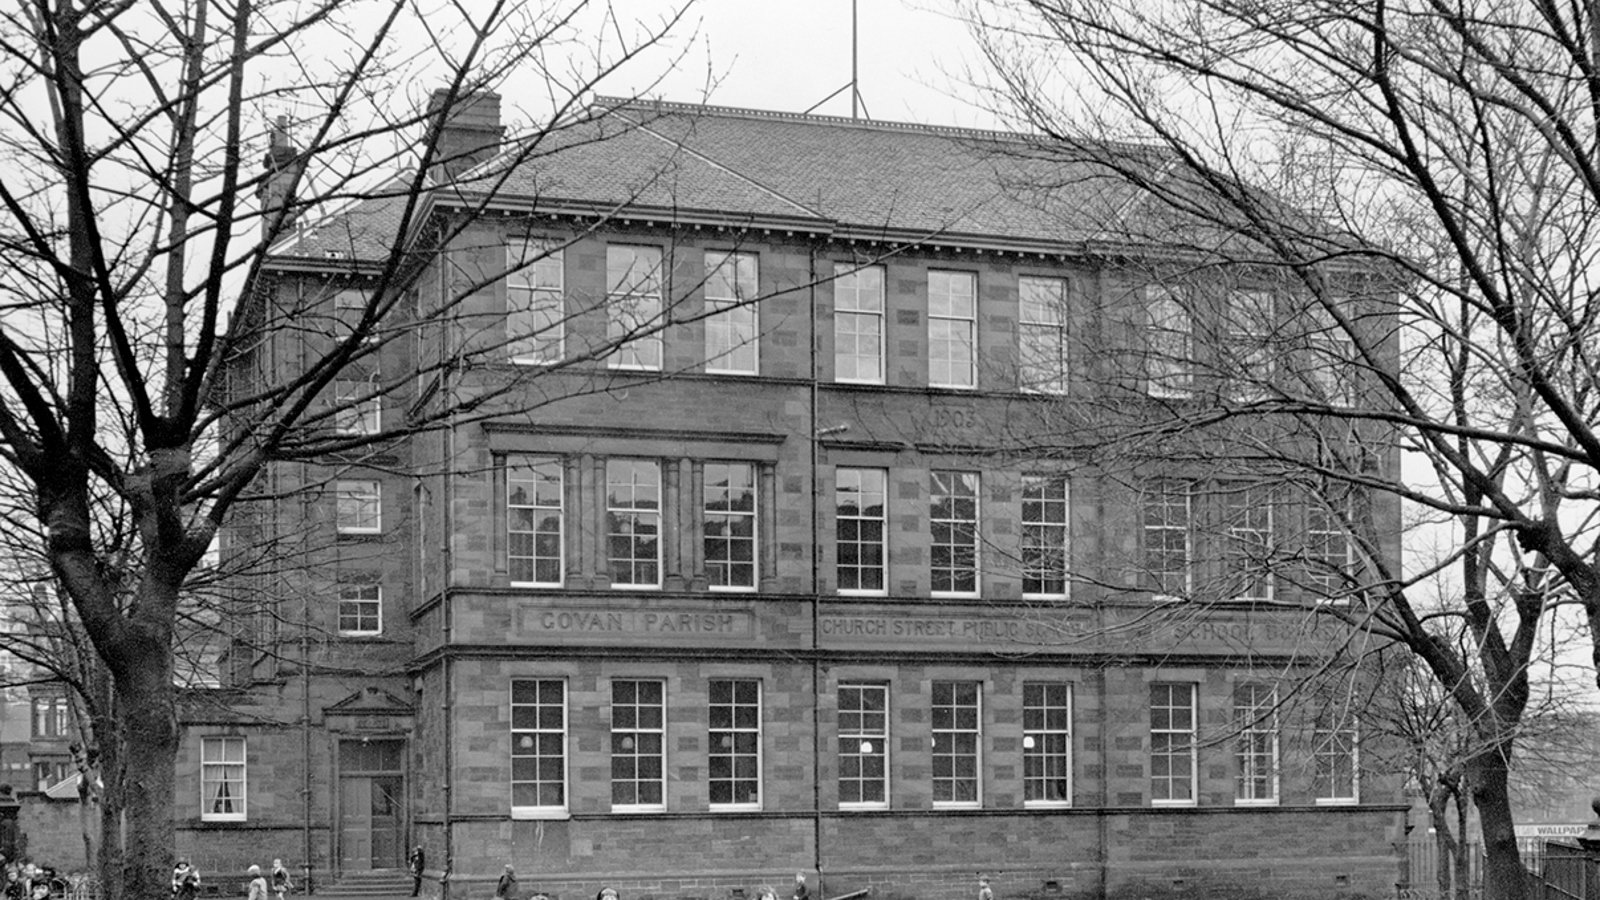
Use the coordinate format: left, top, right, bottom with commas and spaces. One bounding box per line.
600, 1, 1005, 129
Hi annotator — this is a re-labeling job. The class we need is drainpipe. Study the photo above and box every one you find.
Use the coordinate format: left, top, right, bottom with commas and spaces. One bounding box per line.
438, 229, 456, 900
302, 517, 314, 892
807, 245, 824, 893
292, 278, 315, 893
1092, 263, 1110, 900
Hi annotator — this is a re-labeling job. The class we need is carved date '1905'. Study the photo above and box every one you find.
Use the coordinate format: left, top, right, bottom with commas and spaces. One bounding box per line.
918, 405, 977, 433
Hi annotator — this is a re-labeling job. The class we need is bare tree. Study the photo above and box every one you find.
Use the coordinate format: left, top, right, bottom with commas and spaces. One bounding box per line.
958, 0, 1600, 896
0, 2, 723, 898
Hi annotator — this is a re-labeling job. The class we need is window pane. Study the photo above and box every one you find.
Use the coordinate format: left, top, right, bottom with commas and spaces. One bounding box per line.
337, 585, 381, 634
607, 460, 661, 587
201, 737, 247, 820
509, 457, 563, 586
1022, 476, 1069, 596
507, 242, 565, 363
838, 685, 888, 806
930, 472, 979, 594
931, 681, 981, 805
1144, 481, 1190, 596
1150, 683, 1195, 803
607, 246, 664, 370
708, 679, 761, 808
336, 480, 381, 533
1146, 287, 1192, 397
705, 463, 757, 588
611, 679, 666, 809
835, 264, 884, 382
705, 251, 759, 374
512, 679, 566, 809
1019, 276, 1068, 393
1234, 684, 1278, 803
836, 469, 886, 592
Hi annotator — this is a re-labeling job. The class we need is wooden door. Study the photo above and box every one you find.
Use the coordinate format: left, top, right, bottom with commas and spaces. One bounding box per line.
338, 776, 373, 870
370, 777, 403, 868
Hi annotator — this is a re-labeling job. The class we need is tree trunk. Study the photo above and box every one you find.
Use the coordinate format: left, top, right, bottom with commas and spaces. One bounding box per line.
116, 662, 176, 900
96, 700, 124, 900
1454, 786, 1472, 900
1471, 748, 1527, 900
1428, 779, 1460, 899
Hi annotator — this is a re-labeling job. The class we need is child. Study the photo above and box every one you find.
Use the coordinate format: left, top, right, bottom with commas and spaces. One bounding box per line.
270, 860, 292, 900
246, 866, 269, 900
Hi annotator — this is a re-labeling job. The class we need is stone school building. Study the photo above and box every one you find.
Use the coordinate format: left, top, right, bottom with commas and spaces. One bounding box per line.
197, 94, 1408, 900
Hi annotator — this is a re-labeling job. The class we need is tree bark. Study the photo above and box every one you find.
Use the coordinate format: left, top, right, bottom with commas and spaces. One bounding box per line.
1470, 747, 1527, 900
117, 664, 175, 900
1428, 777, 1461, 899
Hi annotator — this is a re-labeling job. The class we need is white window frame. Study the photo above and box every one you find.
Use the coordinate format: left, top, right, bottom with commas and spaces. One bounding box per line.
1144, 480, 1191, 598
508, 457, 563, 588
835, 468, 887, 596
834, 264, 884, 384
507, 240, 565, 364
1308, 495, 1356, 598
606, 459, 662, 589
1233, 683, 1279, 806
708, 678, 762, 810
336, 479, 382, 534
1226, 288, 1276, 400
333, 289, 375, 345
929, 270, 977, 388
32, 759, 70, 792
337, 584, 382, 636
1023, 681, 1072, 807
838, 683, 889, 809
31, 697, 68, 739
1314, 716, 1360, 804
1022, 476, 1069, 599
704, 462, 757, 591
333, 377, 381, 436
1146, 286, 1193, 398
1019, 275, 1068, 393
1150, 682, 1197, 806
606, 245, 664, 371
511, 678, 568, 818
930, 471, 980, 597
705, 251, 759, 375
1303, 300, 1357, 407
201, 736, 247, 822
1223, 483, 1275, 602
610, 679, 667, 812
931, 680, 981, 808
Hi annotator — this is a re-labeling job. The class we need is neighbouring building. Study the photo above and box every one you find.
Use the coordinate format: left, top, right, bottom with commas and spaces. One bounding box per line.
206, 94, 1407, 900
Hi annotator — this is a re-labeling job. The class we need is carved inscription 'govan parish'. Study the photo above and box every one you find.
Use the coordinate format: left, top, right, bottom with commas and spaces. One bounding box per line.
516, 606, 754, 637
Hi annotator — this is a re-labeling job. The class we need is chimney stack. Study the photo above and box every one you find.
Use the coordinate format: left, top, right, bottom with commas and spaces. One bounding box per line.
258, 116, 304, 241
426, 89, 503, 184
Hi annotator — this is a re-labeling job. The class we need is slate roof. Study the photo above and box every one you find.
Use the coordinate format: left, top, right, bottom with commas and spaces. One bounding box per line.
265, 97, 1174, 264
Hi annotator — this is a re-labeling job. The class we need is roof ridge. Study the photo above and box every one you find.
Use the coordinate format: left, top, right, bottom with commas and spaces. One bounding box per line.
590, 94, 1032, 143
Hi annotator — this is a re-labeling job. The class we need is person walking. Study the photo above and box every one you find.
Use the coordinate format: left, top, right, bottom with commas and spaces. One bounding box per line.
978, 877, 993, 900
407, 847, 425, 898
790, 874, 809, 900
493, 866, 516, 900
246, 866, 269, 900
270, 860, 292, 900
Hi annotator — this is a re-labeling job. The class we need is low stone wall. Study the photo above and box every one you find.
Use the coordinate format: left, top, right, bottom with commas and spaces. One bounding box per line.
16, 794, 93, 871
